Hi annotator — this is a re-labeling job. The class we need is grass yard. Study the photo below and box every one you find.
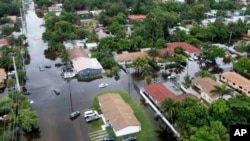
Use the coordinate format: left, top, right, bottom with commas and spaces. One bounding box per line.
90, 90, 155, 141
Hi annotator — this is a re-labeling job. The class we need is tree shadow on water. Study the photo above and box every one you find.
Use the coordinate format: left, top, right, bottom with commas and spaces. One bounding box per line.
155, 125, 178, 141
24, 128, 41, 141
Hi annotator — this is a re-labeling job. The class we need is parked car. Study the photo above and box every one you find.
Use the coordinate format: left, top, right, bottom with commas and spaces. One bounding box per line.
7, 71, 15, 76
70, 111, 81, 120
44, 65, 52, 68
85, 115, 100, 123
168, 74, 176, 79
53, 89, 60, 95
55, 63, 64, 67
188, 57, 194, 61
84, 110, 98, 118
39, 65, 44, 71
122, 136, 137, 141
153, 79, 161, 83
103, 136, 116, 141
62, 66, 73, 72
98, 83, 108, 88
64, 72, 75, 79
23, 91, 31, 95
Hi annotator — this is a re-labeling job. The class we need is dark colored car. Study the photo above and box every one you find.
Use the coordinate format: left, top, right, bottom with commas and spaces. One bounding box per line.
44, 65, 52, 68
53, 89, 60, 95
122, 136, 136, 141
23, 91, 31, 95
55, 63, 63, 67
103, 136, 116, 141
70, 111, 81, 120
85, 115, 100, 123
62, 66, 73, 72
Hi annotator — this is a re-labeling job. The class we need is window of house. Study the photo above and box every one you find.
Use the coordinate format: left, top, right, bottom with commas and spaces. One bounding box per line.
233, 83, 235, 85
239, 86, 242, 89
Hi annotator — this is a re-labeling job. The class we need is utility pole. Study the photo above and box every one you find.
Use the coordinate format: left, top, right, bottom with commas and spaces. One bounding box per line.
12, 55, 21, 91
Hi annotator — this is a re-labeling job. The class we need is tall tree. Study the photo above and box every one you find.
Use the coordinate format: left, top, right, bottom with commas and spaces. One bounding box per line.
161, 98, 175, 123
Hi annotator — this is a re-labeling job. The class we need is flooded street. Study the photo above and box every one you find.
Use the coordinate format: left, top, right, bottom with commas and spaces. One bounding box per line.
19, 1, 163, 141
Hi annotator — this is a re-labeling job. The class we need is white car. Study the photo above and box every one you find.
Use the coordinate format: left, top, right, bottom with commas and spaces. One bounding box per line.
98, 83, 108, 88
188, 57, 194, 61
168, 74, 176, 79
64, 72, 75, 79
84, 110, 98, 118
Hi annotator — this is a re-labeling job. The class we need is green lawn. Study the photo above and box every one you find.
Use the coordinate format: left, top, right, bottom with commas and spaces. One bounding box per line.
90, 90, 155, 141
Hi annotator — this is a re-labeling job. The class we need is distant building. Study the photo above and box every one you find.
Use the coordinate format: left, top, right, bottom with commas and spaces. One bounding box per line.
48, 4, 62, 12
220, 72, 250, 97
90, 10, 104, 16
63, 40, 86, 49
159, 42, 201, 56
0, 39, 9, 47
215, 57, 233, 72
0, 68, 6, 88
114, 51, 148, 65
79, 19, 98, 29
144, 83, 197, 107
128, 15, 146, 22
85, 43, 98, 50
193, 77, 231, 103
98, 93, 141, 137
72, 57, 103, 77
76, 10, 89, 15
7, 16, 17, 23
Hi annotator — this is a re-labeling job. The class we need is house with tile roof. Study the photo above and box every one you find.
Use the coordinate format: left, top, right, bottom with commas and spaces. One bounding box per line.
0, 39, 9, 47
114, 51, 148, 65
128, 15, 146, 22
0, 68, 6, 88
193, 77, 231, 103
220, 72, 250, 97
159, 42, 201, 56
144, 83, 197, 107
98, 93, 141, 137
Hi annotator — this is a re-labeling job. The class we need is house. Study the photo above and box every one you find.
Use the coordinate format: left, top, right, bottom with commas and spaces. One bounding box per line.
215, 57, 233, 72
96, 29, 112, 40
71, 57, 103, 76
128, 15, 146, 22
0, 68, 6, 88
63, 40, 86, 49
193, 77, 230, 103
220, 72, 250, 97
114, 51, 148, 65
0, 39, 9, 47
76, 10, 89, 15
98, 93, 141, 137
85, 43, 98, 50
7, 16, 17, 23
144, 83, 197, 107
67, 48, 89, 60
79, 19, 98, 29
90, 10, 104, 16
159, 42, 201, 56
48, 4, 62, 12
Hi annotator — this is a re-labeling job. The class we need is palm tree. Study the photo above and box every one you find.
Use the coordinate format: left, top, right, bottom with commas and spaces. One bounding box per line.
210, 84, 233, 99
182, 75, 192, 88
141, 65, 153, 77
131, 57, 148, 74
161, 98, 175, 124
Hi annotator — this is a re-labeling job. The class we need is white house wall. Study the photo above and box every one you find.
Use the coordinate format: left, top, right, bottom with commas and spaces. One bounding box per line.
114, 126, 141, 137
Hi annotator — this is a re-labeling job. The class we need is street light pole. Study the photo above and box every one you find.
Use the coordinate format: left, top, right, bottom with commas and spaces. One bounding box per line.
12, 56, 21, 91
